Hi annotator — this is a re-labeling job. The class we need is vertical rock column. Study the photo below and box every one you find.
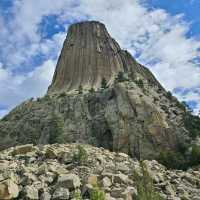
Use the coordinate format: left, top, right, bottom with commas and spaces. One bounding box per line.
48, 21, 126, 93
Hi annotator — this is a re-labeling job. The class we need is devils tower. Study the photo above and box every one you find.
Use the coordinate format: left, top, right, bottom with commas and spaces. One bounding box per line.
48, 21, 160, 93
0, 21, 191, 159
48, 21, 123, 93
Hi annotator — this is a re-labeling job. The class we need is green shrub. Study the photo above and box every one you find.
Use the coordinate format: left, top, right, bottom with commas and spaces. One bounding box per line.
36, 97, 41, 102
101, 78, 108, 89
184, 112, 200, 138
73, 191, 83, 200
58, 92, 66, 98
176, 101, 193, 113
134, 162, 163, 200
43, 94, 51, 101
90, 185, 106, 200
157, 146, 200, 170
166, 91, 172, 99
73, 145, 88, 165
116, 71, 127, 82
157, 101, 200, 170
49, 113, 64, 144
175, 101, 200, 138
189, 145, 200, 166
182, 101, 193, 113
135, 79, 144, 89
157, 150, 186, 170
78, 85, 83, 94
89, 87, 95, 93
176, 101, 187, 111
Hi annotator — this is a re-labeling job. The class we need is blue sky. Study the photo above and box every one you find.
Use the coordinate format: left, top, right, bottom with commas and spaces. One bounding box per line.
146, 0, 200, 38
0, 0, 199, 117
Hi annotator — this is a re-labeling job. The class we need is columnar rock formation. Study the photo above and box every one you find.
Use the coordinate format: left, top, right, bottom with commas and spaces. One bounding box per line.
48, 21, 161, 93
0, 21, 190, 159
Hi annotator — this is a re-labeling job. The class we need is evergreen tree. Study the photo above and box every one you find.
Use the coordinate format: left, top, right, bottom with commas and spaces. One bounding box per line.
181, 101, 200, 138
166, 91, 172, 100
78, 85, 83, 94
135, 79, 144, 88
73, 145, 88, 165
190, 145, 200, 166
89, 87, 95, 93
182, 101, 192, 113
116, 71, 126, 82
49, 112, 64, 144
101, 77, 108, 89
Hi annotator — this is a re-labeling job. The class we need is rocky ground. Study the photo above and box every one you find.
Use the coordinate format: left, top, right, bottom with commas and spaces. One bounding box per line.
0, 143, 199, 200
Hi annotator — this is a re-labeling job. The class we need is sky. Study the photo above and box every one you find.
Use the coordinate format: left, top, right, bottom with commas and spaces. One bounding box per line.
0, 0, 199, 118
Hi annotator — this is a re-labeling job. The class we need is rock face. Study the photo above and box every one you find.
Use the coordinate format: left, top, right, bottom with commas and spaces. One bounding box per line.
48, 21, 162, 93
0, 144, 199, 200
0, 21, 190, 159
0, 81, 189, 159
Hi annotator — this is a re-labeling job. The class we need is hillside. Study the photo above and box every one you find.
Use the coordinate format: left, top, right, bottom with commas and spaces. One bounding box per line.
0, 21, 192, 160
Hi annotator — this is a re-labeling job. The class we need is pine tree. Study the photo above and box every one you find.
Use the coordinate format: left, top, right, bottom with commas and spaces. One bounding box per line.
101, 77, 108, 89
78, 85, 83, 94
89, 87, 95, 93
116, 71, 126, 82
135, 79, 144, 88
49, 112, 64, 144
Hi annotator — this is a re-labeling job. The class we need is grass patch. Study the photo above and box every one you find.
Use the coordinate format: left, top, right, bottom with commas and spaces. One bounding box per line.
134, 162, 163, 200
90, 185, 106, 200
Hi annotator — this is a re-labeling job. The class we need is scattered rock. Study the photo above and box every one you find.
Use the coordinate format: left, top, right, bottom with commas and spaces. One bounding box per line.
113, 173, 128, 184
0, 179, 19, 199
0, 144, 199, 200
40, 191, 51, 200
53, 187, 69, 199
87, 174, 98, 186
105, 193, 116, 200
10, 144, 36, 156
45, 147, 57, 159
102, 177, 112, 188
110, 188, 125, 198
57, 174, 81, 189
24, 185, 39, 199
0, 161, 9, 171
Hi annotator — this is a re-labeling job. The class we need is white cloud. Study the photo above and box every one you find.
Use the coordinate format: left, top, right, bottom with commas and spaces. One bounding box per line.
58, 0, 200, 89
0, 109, 8, 119
0, 0, 199, 118
0, 60, 55, 114
12, 0, 74, 41
175, 89, 200, 115
0, 0, 71, 68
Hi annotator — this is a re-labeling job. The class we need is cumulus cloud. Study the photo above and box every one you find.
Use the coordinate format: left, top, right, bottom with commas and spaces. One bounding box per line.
175, 89, 200, 115
0, 110, 8, 118
0, 0, 70, 68
0, 0, 199, 117
0, 60, 55, 115
69, 0, 200, 91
